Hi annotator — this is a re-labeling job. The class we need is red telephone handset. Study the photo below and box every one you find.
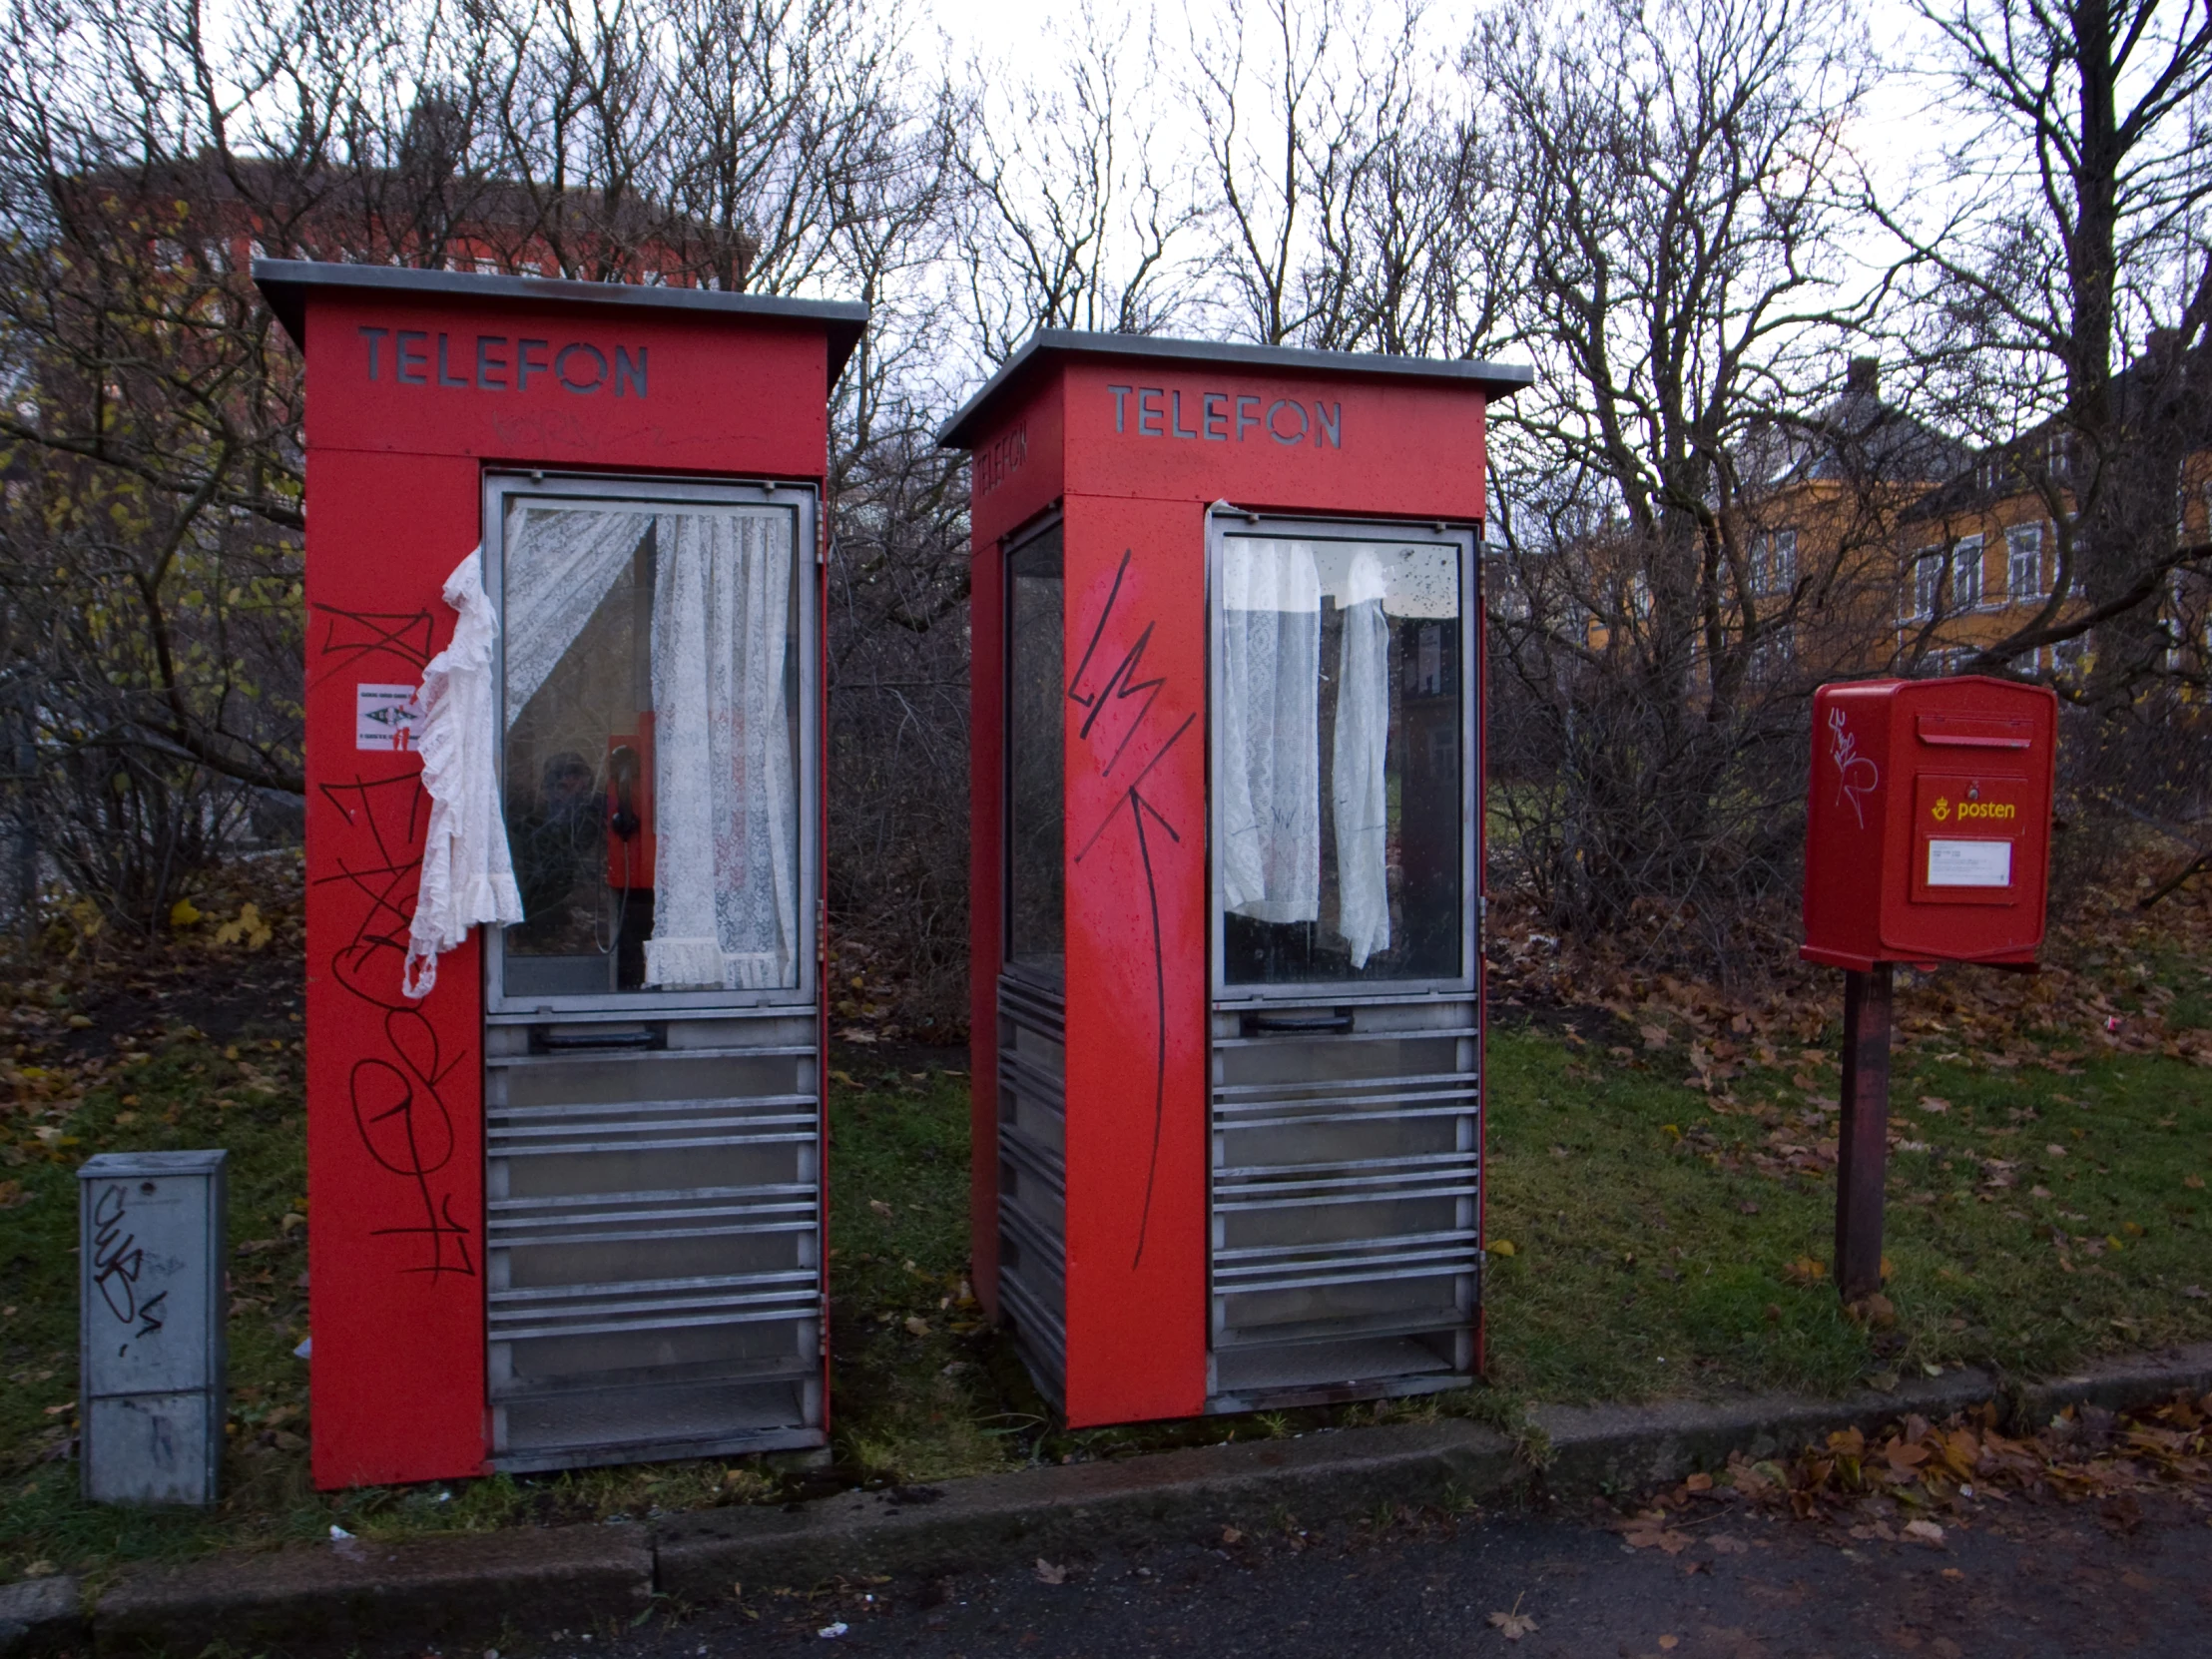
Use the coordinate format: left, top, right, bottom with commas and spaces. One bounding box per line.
607, 714, 656, 888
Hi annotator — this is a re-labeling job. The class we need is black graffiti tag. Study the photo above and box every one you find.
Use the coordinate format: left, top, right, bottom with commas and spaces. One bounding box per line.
1068, 550, 1196, 1271
90, 1184, 167, 1339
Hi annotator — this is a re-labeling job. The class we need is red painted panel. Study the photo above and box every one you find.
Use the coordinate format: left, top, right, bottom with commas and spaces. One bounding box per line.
302, 446, 489, 1487
966, 514, 1005, 1320
1060, 363, 1487, 522
1058, 495, 1209, 1426
967, 378, 1066, 551
304, 295, 829, 477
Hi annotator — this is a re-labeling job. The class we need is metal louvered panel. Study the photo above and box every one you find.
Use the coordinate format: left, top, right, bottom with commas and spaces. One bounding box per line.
482, 1016, 824, 1471
1207, 998, 1480, 1411
996, 971, 1068, 1404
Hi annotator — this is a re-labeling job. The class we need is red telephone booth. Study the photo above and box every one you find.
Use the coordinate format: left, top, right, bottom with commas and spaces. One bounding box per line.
942, 332, 1530, 1426
256, 262, 863, 1486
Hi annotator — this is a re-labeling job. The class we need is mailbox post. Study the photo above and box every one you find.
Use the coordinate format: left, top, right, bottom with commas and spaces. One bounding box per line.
257, 261, 863, 1486
943, 330, 1529, 1425
1803, 675, 2059, 1301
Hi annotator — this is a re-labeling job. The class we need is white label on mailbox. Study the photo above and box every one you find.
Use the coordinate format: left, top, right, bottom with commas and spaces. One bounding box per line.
355, 683, 422, 752
1928, 838, 2011, 887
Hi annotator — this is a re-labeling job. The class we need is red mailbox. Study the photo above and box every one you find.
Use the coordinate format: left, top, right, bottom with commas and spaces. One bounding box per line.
942, 331, 1529, 1427
1803, 676, 2059, 970
256, 262, 862, 1487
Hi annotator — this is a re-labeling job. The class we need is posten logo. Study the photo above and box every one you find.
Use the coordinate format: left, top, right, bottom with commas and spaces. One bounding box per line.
1931, 797, 2015, 824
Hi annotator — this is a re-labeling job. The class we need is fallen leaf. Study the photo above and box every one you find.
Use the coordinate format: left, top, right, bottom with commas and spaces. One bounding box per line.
1709, 1535, 1749, 1555
1781, 1256, 1826, 1287
868, 1199, 893, 1217
1625, 1526, 1694, 1554
1033, 1558, 1068, 1585
1487, 1239, 1516, 1258
1659, 1639, 1680, 1652
1221, 1526, 1244, 1545
1848, 1293, 1897, 1330
1486, 1596, 1538, 1640
1904, 1519, 1944, 1547
2186, 1175, 2204, 1190
1683, 1472, 1713, 1493
902, 1316, 930, 1338
1640, 1024, 1671, 1049
1918, 1096, 1950, 1114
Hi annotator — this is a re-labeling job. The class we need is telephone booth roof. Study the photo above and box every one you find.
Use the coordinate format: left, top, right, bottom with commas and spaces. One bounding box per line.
255, 259, 867, 385
936, 328, 1533, 449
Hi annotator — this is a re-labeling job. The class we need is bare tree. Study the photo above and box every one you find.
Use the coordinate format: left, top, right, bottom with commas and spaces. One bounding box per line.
0, 0, 945, 933
1882, 0, 2212, 689
954, 5, 1199, 363
1468, 0, 1883, 965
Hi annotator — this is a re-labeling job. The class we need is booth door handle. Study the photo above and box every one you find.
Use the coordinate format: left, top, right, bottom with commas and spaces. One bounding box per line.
537, 1028, 659, 1051
1251, 1013, 1355, 1034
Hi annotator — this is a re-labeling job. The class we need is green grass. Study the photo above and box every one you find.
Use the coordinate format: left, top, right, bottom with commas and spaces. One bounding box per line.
1480, 1025, 2212, 1403
4, 966, 2207, 1585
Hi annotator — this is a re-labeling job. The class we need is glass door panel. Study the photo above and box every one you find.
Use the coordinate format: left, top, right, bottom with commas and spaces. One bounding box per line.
497, 492, 802, 1003
1215, 531, 1467, 990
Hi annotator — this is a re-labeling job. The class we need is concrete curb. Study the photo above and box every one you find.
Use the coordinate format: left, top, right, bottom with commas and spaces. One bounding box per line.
91, 1525, 651, 1657
0, 1576, 82, 1658
40, 1341, 2209, 1657
655, 1417, 1515, 1602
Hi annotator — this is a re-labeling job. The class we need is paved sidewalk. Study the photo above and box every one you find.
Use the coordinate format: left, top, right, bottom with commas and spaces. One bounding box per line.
9, 1343, 2207, 1657
621, 1486, 2212, 1658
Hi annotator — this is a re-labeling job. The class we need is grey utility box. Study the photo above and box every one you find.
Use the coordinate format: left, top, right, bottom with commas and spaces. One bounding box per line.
77, 1150, 228, 1505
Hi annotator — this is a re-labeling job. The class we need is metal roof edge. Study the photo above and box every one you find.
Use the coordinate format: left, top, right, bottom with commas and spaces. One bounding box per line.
251, 259, 869, 384
935, 327, 1534, 448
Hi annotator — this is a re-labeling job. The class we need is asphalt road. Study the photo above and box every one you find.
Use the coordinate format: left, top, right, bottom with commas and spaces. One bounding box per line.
572, 1486, 2212, 1659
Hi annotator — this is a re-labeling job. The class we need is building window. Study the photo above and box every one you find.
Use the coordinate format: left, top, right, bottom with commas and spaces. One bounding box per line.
1762, 529, 1797, 593
1913, 548, 1942, 618
1951, 536, 1984, 609
2006, 523, 2043, 601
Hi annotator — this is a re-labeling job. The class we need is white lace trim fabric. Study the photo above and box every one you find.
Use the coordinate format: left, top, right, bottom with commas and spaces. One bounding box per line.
644, 510, 798, 990
1219, 539, 1322, 924
1332, 548, 1391, 968
403, 549, 524, 999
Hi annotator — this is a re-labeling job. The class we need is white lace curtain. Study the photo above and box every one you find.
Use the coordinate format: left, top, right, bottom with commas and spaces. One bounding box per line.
1220, 540, 1322, 924
501, 506, 657, 723
1333, 550, 1391, 968
1218, 539, 1394, 966
645, 511, 797, 990
498, 501, 798, 992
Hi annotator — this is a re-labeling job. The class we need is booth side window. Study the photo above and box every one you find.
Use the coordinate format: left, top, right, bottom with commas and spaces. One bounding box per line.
1218, 532, 1463, 987
1006, 527, 1065, 979
499, 493, 802, 997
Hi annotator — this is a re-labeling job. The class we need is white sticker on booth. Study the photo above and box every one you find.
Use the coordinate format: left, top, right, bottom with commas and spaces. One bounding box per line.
1928, 838, 2011, 887
355, 683, 422, 752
